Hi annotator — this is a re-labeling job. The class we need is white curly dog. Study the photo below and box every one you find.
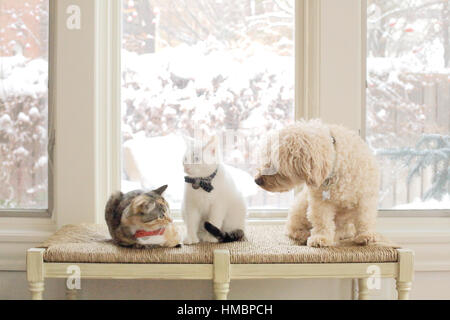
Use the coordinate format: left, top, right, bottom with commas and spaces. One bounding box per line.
254, 120, 380, 247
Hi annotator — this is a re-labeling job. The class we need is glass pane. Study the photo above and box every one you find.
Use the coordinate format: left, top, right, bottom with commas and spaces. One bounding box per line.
121, 0, 295, 209
367, 0, 450, 210
0, 0, 49, 210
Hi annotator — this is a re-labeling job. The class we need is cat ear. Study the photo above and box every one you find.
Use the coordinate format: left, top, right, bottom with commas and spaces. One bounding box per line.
203, 135, 218, 152
202, 136, 219, 163
153, 185, 168, 195
182, 135, 195, 145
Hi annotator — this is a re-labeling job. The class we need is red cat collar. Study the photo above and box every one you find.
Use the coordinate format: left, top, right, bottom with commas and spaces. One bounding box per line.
134, 228, 165, 238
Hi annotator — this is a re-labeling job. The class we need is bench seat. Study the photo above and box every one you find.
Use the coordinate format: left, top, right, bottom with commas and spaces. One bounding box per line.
39, 224, 399, 264
26, 224, 413, 300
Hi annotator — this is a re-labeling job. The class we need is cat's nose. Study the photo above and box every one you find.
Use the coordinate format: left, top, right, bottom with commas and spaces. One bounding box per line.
254, 177, 264, 186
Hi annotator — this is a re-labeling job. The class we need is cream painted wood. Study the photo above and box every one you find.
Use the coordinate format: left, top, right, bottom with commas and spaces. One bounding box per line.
213, 250, 231, 300
95, 0, 122, 224
319, 0, 364, 132
297, 0, 322, 120
44, 263, 213, 280
53, 0, 100, 227
357, 278, 369, 300
396, 249, 414, 300
27, 248, 413, 300
26, 248, 45, 300
230, 263, 397, 279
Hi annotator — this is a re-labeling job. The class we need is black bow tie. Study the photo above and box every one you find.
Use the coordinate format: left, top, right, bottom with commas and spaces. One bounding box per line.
184, 168, 218, 193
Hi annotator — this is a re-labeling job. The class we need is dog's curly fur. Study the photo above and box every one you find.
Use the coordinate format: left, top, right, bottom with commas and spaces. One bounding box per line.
255, 120, 380, 247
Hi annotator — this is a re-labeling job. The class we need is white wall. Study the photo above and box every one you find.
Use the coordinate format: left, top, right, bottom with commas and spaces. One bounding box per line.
1, 271, 449, 300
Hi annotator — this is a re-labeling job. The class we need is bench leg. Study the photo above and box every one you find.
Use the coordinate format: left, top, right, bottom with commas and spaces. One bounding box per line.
396, 249, 414, 300
214, 282, 230, 300
396, 281, 412, 300
66, 288, 79, 300
213, 249, 230, 300
27, 248, 45, 300
358, 278, 370, 300
29, 282, 45, 300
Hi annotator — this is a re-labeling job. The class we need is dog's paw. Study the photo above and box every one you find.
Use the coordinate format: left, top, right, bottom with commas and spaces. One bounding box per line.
353, 232, 377, 245
287, 229, 310, 245
307, 235, 334, 247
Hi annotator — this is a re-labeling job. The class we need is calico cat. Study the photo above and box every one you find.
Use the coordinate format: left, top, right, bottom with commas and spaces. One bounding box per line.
182, 136, 247, 244
105, 185, 182, 248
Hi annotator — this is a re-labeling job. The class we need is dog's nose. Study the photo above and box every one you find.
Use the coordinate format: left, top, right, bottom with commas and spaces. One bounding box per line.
254, 177, 264, 186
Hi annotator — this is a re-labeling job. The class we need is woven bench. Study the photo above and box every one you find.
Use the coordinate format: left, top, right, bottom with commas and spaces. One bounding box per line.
26, 224, 414, 300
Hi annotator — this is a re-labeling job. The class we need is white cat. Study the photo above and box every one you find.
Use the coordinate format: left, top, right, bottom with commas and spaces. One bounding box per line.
181, 136, 247, 244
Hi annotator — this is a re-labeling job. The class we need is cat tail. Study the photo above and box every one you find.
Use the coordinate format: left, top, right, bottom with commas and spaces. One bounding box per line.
105, 191, 124, 233
204, 222, 245, 243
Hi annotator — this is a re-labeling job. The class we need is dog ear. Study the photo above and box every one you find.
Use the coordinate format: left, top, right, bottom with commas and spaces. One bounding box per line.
306, 146, 332, 188
305, 160, 329, 188
286, 135, 331, 188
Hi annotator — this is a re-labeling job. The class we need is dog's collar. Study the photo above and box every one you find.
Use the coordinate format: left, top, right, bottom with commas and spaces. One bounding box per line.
134, 228, 165, 238
184, 168, 218, 193
322, 135, 337, 189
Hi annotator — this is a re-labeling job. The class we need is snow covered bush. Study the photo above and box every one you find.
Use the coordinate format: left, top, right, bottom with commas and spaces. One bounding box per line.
0, 56, 48, 209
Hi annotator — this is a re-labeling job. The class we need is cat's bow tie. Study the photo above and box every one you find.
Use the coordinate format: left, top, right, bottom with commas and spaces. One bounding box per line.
184, 168, 218, 193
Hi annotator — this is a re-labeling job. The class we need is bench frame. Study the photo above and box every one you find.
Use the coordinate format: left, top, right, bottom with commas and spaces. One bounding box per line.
26, 248, 414, 300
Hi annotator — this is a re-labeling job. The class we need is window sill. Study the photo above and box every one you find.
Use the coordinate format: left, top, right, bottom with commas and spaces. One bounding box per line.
0, 217, 56, 271
1, 215, 449, 272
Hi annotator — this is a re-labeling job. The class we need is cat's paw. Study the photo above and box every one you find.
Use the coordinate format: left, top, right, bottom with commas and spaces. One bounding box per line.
201, 233, 219, 243
198, 231, 218, 243
183, 236, 200, 245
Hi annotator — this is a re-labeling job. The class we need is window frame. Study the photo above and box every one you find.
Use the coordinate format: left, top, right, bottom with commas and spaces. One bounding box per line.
0, 0, 55, 218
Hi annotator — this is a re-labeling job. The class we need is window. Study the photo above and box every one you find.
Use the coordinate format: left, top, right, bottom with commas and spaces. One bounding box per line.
366, 0, 449, 210
121, 0, 295, 210
0, 0, 49, 212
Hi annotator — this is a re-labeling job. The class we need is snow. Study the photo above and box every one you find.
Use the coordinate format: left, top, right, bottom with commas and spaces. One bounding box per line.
0, 114, 12, 127
34, 156, 48, 169
0, 53, 48, 99
367, 56, 450, 77
29, 107, 40, 119
394, 195, 450, 210
13, 146, 29, 157
17, 112, 30, 123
